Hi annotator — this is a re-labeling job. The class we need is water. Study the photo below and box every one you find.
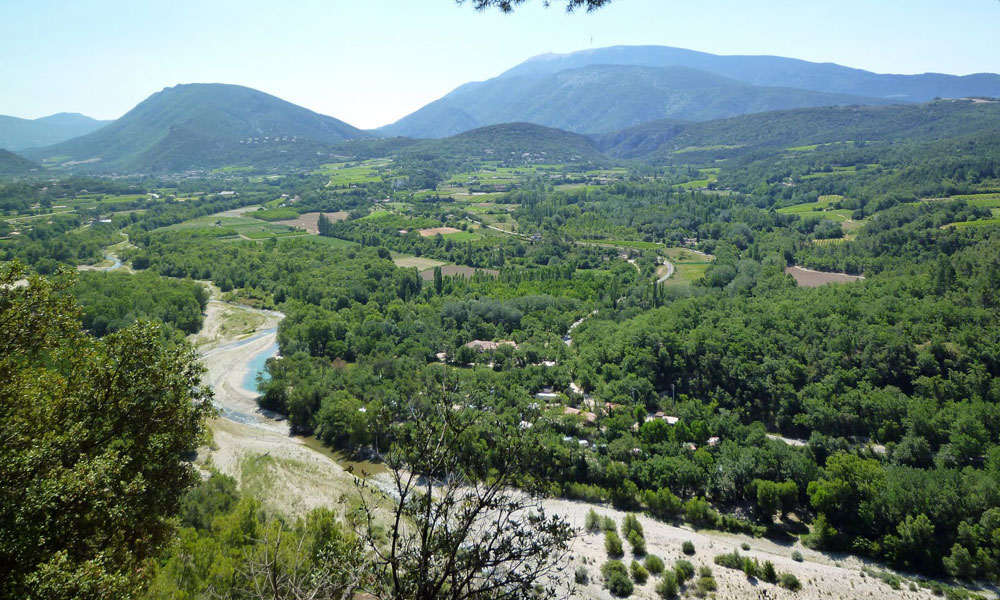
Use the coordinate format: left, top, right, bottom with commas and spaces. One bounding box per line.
242, 340, 279, 394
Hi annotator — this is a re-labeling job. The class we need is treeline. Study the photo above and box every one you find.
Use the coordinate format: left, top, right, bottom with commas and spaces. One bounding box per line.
72, 270, 209, 337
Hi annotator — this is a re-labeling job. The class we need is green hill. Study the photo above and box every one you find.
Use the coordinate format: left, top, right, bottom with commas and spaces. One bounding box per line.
403, 122, 603, 163
596, 99, 1000, 160
25, 84, 366, 173
379, 65, 891, 138
0, 113, 109, 151
0, 149, 42, 176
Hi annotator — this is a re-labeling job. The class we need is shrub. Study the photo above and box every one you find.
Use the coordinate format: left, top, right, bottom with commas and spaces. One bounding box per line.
674, 559, 695, 581
714, 550, 742, 569
742, 557, 760, 579
655, 571, 678, 599
630, 560, 649, 584
627, 529, 646, 556
605, 530, 624, 558
682, 540, 695, 555
585, 508, 601, 532
575, 566, 589, 585
791, 550, 803, 562
602, 560, 634, 597
698, 565, 713, 578
622, 513, 644, 539
694, 575, 718, 597
644, 554, 665, 575
762, 560, 778, 583
779, 572, 802, 591
602, 515, 618, 533
741, 542, 751, 551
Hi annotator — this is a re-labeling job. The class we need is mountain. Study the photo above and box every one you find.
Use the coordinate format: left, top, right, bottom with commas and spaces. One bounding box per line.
595, 98, 1000, 160
25, 84, 366, 172
500, 45, 1000, 102
0, 113, 109, 151
0, 149, 42, 176
403, 122, 602, 163
380, 65, 891, 138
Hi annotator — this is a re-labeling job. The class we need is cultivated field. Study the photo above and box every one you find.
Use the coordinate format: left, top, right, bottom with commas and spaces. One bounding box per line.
273, 211, 348, 234
786, 266, 863, 286
418, 226, 462, 237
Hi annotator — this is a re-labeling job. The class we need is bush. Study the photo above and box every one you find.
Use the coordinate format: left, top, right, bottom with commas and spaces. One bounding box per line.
682, 540, 695, 555
575, 566, 589, 585
585, 508, 601, 532
605, 530, 624, 558
742, 557, 761, 579
698, 566, 713, 578
694, 575, 717, 597
643, 554, 665, 575
779, 572, 802, 591
762, 560, 778, 583
656, 571, 678, 599
714, 550, 742, 569
622, 513, 644, 539
627, 529, 646, 556
791, 550, 803, 562
630, 560, 649, 584
602, 560, 634, 597
674, 559, 695, 581
741, 542, 751, 551
603, 515, 618, 533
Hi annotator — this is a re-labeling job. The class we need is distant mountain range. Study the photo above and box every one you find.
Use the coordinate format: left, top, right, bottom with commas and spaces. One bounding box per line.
380, 45, 1000, 138
22, 83, 366, 172
0, 113, 109, 151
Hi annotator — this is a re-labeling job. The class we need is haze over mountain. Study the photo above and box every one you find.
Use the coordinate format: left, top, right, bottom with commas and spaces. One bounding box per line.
380, 45, 1000, 139
380, 65, 890, 138
0, 113, 109, 151
24, 83, 365, 172
500, 45, 1000, 101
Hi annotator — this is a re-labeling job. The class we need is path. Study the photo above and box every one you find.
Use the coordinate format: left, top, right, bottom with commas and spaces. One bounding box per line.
655, 257, 675, 283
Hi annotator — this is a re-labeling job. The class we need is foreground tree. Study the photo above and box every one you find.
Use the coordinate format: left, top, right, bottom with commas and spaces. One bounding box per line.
355, 400, 576, 600
0, 262, 214, 599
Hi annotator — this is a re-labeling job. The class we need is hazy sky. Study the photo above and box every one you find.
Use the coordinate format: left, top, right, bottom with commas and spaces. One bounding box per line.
2, 0, 998, 128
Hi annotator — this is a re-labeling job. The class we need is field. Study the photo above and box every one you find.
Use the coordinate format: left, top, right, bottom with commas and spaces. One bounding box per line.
418, 226, 462, 237
778, 195, 855, 223
273, 211, 349, 234
786, 266, 863, 286
316, 159, 390, 187
391, 253, 447, 270
950, 192, 1000, 208
418, 265, 498, 281
156, 211, 306, 239
578, 239, 663, 250
660, 247, 714, 287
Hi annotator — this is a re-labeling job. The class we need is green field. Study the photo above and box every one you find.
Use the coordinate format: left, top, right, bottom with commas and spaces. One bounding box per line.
950, 193, 1000, 208
156, 214, 302, 239
443, 231, 482, 242
316, 159, 390, 187
778, 195, 854, 222
577, 239, 663, 250
944, 217, 1000, 229
663, 262, 710, 286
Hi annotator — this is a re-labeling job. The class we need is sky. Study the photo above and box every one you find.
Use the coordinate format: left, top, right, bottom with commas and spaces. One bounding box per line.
1, 0, 999, 129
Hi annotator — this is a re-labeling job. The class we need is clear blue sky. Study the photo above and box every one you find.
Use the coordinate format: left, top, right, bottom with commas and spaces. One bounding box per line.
1, 0, 998, 128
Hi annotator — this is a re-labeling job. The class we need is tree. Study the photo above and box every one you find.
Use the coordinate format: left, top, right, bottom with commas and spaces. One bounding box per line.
353, 400, 575, 600
462, 0, 611, 12
0, 262, 214, 600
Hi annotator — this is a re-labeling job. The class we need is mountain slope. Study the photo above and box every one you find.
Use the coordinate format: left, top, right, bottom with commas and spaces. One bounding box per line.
501, 45, 1000, 102
0, 149, 42, 176
25, 84, 365, 172
0, 113, 109, 151
594, 98, 1000, 160
403, 122, 602, 163
380, 65, 890, 138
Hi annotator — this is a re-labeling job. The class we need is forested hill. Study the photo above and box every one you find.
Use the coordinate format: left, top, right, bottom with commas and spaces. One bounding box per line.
598, 99, 1000, 159
0, 149, 42, 176
378, 64, 890, 138
23, 83, 366, 172
403, 122, 604, 163
501, 45, 1000, 102
0, 112, 109, 151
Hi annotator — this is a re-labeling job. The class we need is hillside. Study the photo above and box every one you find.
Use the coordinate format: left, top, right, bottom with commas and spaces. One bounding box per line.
24, 84, 366, 172
0, 149, 42, 176
0, 113, 109, 151
402, 122, 603, 163
597, 98, 1000, 160
501, 45, 1000, 102
380, 65, 889, 138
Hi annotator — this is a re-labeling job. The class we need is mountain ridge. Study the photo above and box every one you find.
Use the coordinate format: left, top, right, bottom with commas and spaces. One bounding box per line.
0, 112, 110, 151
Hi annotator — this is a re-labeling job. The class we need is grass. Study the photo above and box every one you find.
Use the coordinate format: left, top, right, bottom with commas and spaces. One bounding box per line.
392, 254, 447, 270
662, 247, 713, 263
663, 263, 710, 287
285, 235, 358, 248
950, 192, 1000, 208
156, 214, 299, 239
778, 195, 855, 222
443, 231, 481, 242
944, 217, 1000, 228
316, 159, 390, 187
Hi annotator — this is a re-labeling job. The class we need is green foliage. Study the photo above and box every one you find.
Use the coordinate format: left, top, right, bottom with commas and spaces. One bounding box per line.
627, 529, 646, 556
791, 550, 803, 562
779, 572, 802, 591
72, 271, 209, 336
0, 263, 214, 599
630, 560, 648, 584
655, 571, 678, 599
762, 560, 778, 583
605, 530, 624, 558
602, 560, 634, 597
643, 554, 664, 575
574, 566, 589, 585
714, 550, 743, 570
682, 540, 695, 555
674, 559, 694, 582
585, 508, 601, 532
